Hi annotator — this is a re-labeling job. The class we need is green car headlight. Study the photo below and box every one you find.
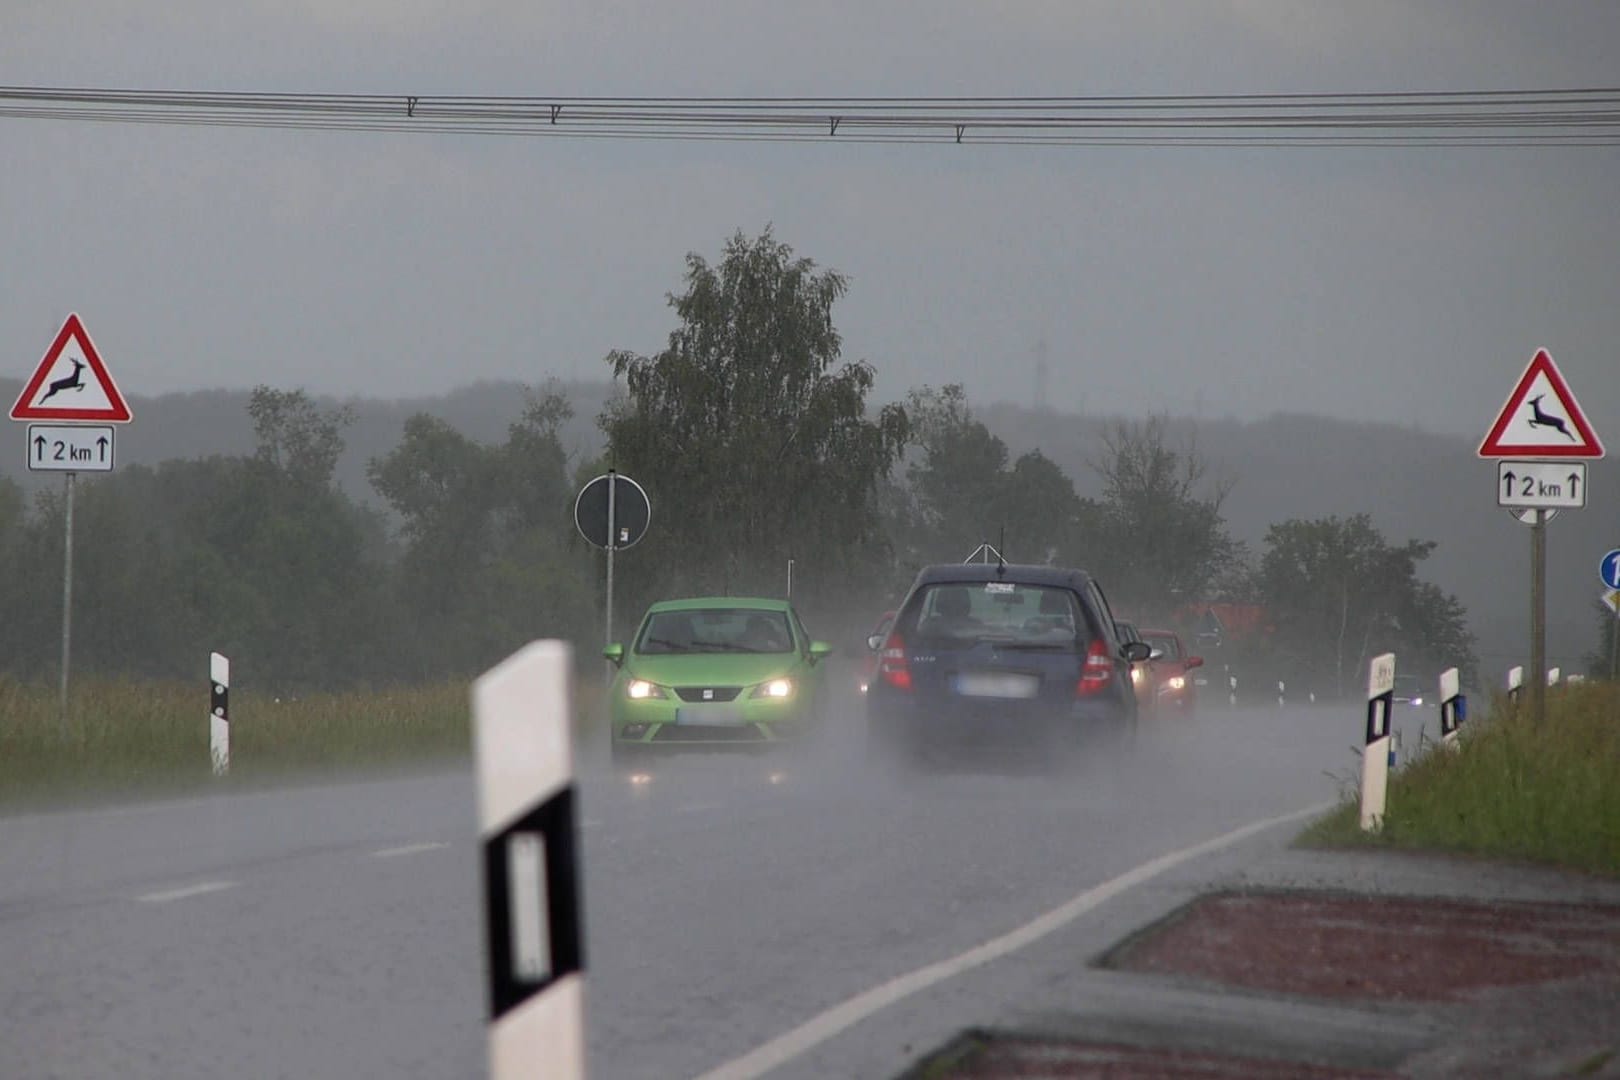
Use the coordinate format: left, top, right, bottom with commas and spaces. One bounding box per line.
751, 678, 794, 700
626, 679, 667, 700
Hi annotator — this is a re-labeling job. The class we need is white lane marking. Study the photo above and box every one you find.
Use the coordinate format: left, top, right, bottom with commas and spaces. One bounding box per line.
136, 880, 239, 904
674, 802, 722, 815
693, 799, 1336, 1080
370, 841, 450, 859
580, 819, 603, 830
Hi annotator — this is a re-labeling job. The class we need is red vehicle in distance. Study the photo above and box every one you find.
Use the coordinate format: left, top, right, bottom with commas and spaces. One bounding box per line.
1138, 627, 1203, 718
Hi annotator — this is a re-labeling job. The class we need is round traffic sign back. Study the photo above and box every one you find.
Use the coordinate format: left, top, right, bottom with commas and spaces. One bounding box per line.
1601, 549, 1620, 590
574, 472, 650, 550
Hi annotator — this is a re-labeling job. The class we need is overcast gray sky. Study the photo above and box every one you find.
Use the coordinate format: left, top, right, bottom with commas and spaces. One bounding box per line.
4, 1, 1618, 438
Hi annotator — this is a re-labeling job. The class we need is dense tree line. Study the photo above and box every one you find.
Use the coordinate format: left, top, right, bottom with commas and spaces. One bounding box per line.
0, 228, 1477, 695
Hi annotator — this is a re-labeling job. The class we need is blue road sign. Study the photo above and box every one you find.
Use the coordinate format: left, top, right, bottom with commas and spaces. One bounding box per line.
1601, 549, 1620, 590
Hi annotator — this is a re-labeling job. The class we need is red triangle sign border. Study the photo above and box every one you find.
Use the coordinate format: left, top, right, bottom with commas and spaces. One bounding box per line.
1476, 347, 1604, 459
9, 313, 134, 423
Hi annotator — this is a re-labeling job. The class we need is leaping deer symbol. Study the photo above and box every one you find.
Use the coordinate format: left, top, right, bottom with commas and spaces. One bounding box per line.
38, 359, 85, 404
1526, 394, 1577, 441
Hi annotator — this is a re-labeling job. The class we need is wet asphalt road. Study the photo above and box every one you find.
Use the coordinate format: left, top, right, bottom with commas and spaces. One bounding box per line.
0, 689, 1414, 1079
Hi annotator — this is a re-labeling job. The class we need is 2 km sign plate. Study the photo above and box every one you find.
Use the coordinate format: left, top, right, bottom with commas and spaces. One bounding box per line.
1497, 460, 1585, 509
26, 424, 115, 473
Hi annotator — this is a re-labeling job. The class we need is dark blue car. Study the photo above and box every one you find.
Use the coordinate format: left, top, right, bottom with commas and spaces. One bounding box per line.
865, 563, 1148, 768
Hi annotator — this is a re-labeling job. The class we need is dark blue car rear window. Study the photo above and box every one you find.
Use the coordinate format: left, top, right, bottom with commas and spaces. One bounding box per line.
897, 582, 1092, 649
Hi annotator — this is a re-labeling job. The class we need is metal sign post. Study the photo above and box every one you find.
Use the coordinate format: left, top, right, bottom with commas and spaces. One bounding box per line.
1477, 348, 1605, 725
574, 471, 651, 683
11, 314, 134, 732
1612, 606, 1619, 682
605, 468, 617, 674
1601, 552, 1620, 682
58, 472, 75, 730
1530, 509, 1546, 724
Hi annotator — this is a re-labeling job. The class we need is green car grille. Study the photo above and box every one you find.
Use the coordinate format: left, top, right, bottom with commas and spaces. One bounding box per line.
673, 686, 743, 703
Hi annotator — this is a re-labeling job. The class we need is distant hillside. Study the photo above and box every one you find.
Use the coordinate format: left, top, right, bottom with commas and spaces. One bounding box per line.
0, 375, 615, 506
3, 377, 1607, 676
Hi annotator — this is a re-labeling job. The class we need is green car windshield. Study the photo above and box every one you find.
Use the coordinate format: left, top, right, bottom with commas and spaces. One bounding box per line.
636, 608, 796, 655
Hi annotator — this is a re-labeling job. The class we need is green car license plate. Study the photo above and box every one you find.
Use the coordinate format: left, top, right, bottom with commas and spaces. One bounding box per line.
674, 706, 747, 725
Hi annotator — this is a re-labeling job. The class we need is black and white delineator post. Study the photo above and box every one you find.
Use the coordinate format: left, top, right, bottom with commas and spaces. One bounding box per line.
1507, 664, 1523, 707
1360, 652, 1396, 832
210, 652, 229, 775
1438, 667, 1466, 751
473, 640, 584, 1080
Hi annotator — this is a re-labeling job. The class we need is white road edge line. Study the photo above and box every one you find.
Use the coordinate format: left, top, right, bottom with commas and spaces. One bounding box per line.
693, 799, 1336, 1080
674, 802, 723, 815
370, 841, 451, 859
136, 880, 239, 904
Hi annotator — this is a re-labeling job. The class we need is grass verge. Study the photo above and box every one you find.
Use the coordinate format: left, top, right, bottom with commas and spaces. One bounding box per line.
1299, 682, 1620, 877
0, 673, 604, 812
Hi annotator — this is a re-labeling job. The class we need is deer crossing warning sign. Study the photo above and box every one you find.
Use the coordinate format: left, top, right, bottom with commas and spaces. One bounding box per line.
10, 313, 133, 423
1477, 348, 1603, 459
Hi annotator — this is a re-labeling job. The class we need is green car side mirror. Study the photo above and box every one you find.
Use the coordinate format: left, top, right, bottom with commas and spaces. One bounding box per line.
808, 641, 832, 663
603, 643, 624, 665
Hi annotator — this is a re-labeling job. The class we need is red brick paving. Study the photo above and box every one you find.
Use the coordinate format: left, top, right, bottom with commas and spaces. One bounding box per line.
933, 1035, 1398, 1079
1110, 890, 1620, 1002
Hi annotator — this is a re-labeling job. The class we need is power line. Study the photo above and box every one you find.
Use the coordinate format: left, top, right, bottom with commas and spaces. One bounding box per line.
2, 85, 1619, 147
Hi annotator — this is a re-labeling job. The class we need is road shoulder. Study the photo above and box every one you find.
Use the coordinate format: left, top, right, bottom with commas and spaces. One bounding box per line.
907, 844, 1620, 1079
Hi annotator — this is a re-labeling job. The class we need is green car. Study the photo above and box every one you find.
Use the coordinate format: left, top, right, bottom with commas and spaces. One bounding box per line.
605, 597, 833, 763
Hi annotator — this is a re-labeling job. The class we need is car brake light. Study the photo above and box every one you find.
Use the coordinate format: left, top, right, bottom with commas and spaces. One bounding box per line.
1077, 639, 1113, 696
878, 634, 912, 691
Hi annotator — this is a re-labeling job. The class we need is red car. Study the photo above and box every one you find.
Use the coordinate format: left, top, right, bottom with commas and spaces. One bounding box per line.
857, 610, 897, 695
1138, 628, 1203, 717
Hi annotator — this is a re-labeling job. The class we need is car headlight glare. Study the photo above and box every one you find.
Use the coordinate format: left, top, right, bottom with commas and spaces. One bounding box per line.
1130, 668, 1142, 685
752, 678, 794, 699
626, 679, 666, 700
1166, 676, 1186, 690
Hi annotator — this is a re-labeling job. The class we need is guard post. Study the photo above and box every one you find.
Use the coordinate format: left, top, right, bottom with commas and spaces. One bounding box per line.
210, 652, 230, 774
473, 640, 585, 1080
1438, 666, 1465, 751
1360, 652, 1396, 832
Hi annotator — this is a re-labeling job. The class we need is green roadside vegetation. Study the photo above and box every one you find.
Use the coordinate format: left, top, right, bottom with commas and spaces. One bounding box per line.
0, 675, 604, 812
1300, 681, 1620, 877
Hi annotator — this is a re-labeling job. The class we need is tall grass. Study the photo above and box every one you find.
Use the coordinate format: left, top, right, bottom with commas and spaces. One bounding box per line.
0, 674, 603, 810
1300, 681, 1620, 876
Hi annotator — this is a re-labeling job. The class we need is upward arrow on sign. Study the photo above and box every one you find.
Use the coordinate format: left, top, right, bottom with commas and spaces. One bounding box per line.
1477, 348, 1603, 458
